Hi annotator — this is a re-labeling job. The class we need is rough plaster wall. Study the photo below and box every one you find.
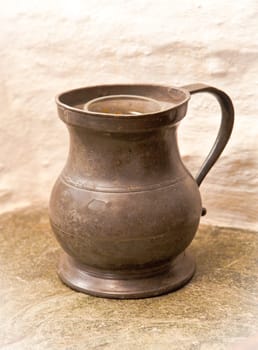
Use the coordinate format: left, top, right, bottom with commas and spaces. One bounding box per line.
0, 0, 257, 230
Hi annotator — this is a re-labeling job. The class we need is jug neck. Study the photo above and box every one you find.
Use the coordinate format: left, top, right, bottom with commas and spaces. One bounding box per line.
61, 125, 190, 193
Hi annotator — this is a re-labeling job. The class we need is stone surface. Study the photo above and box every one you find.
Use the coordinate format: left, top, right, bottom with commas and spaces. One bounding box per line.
0, 1, 258, 230
0, 207, 258, 349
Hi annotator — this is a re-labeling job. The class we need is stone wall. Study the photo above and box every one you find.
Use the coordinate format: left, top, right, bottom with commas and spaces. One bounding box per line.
1, 0, 257, 230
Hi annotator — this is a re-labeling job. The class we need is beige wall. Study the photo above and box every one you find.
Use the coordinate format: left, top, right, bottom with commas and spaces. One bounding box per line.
1, 0, 257, 230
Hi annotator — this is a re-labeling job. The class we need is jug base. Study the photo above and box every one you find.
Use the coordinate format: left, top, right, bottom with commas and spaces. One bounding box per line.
57, 251, 195, 299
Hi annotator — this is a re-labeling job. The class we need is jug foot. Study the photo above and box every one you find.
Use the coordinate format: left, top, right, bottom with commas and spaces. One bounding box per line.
57, 252, 195, 299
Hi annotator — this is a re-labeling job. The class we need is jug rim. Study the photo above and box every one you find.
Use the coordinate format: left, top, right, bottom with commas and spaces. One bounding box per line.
56, 84, 190, 117
55, 84, 190, 131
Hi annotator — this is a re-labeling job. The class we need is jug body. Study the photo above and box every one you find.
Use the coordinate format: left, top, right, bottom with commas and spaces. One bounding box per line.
50, 125, 202, 269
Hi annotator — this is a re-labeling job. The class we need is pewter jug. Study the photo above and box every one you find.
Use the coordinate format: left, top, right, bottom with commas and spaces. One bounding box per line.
49, 83, 234, 298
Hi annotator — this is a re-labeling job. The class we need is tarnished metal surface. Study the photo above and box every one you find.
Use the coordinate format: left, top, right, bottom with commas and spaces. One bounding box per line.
49, 84, 234, 298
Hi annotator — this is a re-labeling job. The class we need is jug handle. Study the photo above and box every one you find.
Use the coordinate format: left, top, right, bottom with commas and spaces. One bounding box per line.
182, 84, 234, 215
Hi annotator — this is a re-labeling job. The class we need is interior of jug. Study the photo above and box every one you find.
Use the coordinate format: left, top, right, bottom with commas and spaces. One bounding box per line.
83, 95, 162, 116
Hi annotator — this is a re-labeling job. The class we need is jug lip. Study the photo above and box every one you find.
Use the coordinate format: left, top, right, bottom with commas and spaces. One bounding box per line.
55, 84, 190, 119
55, 84, 190, 131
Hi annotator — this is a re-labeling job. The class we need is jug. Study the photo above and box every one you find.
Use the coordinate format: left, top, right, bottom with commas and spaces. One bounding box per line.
49, 83, 234, 298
